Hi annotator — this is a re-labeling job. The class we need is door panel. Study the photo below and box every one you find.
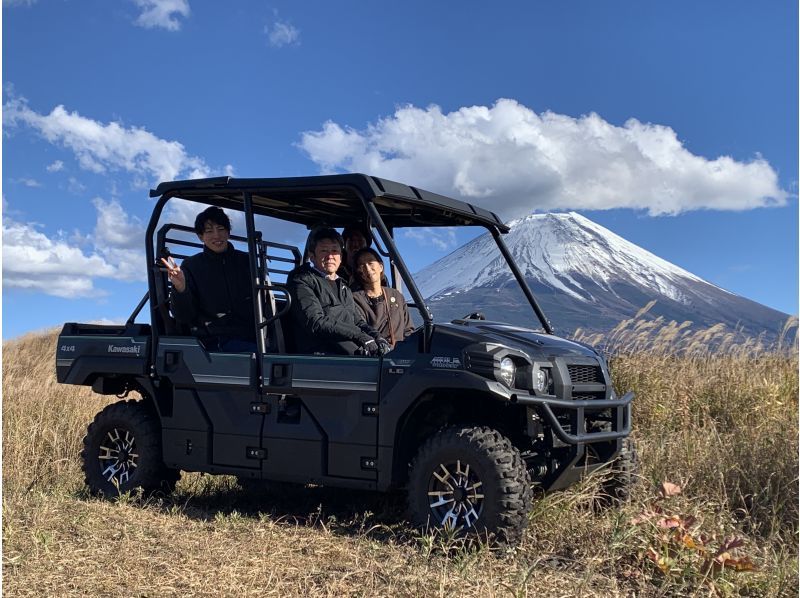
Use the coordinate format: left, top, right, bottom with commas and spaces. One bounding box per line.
156, 337, 261, 469
261, 355, 380, 480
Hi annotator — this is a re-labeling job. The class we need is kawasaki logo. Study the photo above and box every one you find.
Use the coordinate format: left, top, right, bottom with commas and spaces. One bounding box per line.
107, 344, 142, 355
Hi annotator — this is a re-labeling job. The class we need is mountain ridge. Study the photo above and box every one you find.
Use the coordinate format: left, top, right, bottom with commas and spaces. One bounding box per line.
413, 212, 789, 340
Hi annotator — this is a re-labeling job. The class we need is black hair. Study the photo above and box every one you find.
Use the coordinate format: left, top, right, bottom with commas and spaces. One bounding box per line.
353, 247, 382, 266
194, 206, 231, 235
342, 222, 372, 245
306, 226, 344, 256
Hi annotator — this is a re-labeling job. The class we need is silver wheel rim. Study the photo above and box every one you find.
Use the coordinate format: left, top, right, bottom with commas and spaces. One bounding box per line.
427, 459, 484, 531
98, 427, 138, 486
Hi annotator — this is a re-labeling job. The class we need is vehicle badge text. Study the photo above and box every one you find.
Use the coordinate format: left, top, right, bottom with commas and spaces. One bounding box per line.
430, 356, 461, 369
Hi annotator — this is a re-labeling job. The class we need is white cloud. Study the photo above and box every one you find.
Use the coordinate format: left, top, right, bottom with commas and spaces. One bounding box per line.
93, 198, 145, 251
46, 160, 64, 172
133, 0, 190, 31
4, 94, 212, 184
402, 227, 458, 251
3, 0, 36, 6
2, 198, 149, 298
299, 99, 788, 218
17, 177, 41, 187
92, 198, 147, 281
265, 20, 300, 47
2, 218, 114, 298
88, 317, 126, 325
4, 192, 261, 299
67, 177, 86, 194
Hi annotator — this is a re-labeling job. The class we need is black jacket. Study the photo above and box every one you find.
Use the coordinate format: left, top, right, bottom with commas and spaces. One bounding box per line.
287, 263, 378, 354
170, 243, 255, 342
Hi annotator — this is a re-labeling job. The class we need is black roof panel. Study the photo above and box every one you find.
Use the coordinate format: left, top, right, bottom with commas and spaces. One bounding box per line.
150, 174, 508, 232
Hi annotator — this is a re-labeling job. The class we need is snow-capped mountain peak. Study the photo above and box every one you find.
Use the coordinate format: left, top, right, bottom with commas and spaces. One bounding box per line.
415, 211, 706, 305
411, 212, 787, 339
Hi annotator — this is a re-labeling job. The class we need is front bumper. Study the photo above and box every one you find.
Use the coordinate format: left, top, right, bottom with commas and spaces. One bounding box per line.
513, 391, 634, 445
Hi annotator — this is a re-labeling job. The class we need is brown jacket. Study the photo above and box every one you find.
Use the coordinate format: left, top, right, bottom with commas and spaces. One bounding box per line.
352, 287, 415, 346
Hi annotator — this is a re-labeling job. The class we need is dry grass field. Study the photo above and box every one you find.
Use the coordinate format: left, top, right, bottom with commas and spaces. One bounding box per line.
3, 321, 798, 597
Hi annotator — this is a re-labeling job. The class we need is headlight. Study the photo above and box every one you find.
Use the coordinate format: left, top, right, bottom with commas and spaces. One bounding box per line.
498, 357, 516, 387
534, 368, 548, 393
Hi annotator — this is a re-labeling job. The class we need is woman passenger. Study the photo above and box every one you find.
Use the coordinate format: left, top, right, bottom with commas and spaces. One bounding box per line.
351, 248, 415, 347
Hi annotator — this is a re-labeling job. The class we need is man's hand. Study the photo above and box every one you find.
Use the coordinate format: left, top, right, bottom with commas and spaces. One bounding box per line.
359, 337, 391, 356
375, 337, 392, 355
360, 338, 380, 356
161, 257, 186, 293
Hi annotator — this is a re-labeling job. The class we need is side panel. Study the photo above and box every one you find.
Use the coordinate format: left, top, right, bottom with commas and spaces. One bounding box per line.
156, 337, 261, 470
56, 334, 150, 384
260, 355, 380, 481
162, 428, 211, 471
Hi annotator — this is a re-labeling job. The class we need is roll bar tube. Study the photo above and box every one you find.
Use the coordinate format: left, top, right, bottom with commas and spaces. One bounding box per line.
126, 292, 149, 326
362, 199, 433, 352
491, 228, 553, 335
145, 193, 171, 370
243, 192, 267, 356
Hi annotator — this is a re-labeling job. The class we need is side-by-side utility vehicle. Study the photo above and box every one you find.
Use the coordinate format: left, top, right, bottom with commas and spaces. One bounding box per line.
56, 175, 633, 542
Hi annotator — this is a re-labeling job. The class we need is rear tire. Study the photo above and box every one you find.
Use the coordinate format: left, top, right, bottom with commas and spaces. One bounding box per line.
82, 400, 179, 498
407, 426, 532, 544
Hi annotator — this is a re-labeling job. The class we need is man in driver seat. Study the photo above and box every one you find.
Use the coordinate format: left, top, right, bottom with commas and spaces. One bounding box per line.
287, 226, 390, 356
164, 206, 257, 352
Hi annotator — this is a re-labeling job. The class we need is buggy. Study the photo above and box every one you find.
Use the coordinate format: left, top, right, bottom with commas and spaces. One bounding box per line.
57, 174, 634, 543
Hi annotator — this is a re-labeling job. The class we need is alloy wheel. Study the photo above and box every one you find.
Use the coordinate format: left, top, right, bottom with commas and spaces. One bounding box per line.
98, 427, 139, 486
427, 459, 485, 530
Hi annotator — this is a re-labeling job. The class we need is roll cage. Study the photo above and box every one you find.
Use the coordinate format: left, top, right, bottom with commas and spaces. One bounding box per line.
140, 173, 553, 363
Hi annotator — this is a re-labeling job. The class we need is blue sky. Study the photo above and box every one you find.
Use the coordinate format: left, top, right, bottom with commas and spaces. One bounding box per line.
2, 0, 797, 339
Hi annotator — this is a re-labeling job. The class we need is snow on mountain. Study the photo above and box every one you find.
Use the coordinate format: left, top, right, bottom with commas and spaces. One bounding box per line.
416, 212, 707, 302
413, 212, 789, 338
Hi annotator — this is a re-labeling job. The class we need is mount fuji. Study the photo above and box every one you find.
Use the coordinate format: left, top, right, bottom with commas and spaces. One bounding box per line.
413, 212, 791, 339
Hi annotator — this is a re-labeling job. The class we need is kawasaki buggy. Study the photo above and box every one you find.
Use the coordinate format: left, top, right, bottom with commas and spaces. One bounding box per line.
56, 174, 634, 543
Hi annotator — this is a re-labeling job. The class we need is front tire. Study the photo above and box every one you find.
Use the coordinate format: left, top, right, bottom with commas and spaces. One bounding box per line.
606, 437, 638, 502
81, 400, 179, 497
407, 426, 532, 544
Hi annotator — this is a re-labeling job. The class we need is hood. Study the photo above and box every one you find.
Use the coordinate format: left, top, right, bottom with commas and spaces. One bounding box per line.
435, 320, 599, 360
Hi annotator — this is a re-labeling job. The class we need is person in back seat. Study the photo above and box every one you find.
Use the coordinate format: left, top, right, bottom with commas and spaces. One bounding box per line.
338, 222, 388, 289
163, 206, 257, 352
338, 223, 370, 284
287, 227, 390, 356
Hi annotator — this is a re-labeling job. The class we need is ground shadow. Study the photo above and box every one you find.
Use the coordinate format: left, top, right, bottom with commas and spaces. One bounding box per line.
150, 480, 415, 545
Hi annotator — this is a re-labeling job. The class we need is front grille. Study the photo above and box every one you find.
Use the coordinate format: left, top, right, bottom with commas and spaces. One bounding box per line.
573, 393, 605, 401
567, 364, 603, 384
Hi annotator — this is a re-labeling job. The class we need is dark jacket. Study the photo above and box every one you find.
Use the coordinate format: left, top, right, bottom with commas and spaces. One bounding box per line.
170, 243, 255, 343
353, 287, 415, 346
287, 263, 378, 354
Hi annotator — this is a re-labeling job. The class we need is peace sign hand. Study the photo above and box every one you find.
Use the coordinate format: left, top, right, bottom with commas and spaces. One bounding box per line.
160, 257, 186, 293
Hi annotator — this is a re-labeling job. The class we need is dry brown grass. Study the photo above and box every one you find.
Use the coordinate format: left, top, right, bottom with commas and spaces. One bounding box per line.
573, 300, 799, 357
3, 326, 798, 596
